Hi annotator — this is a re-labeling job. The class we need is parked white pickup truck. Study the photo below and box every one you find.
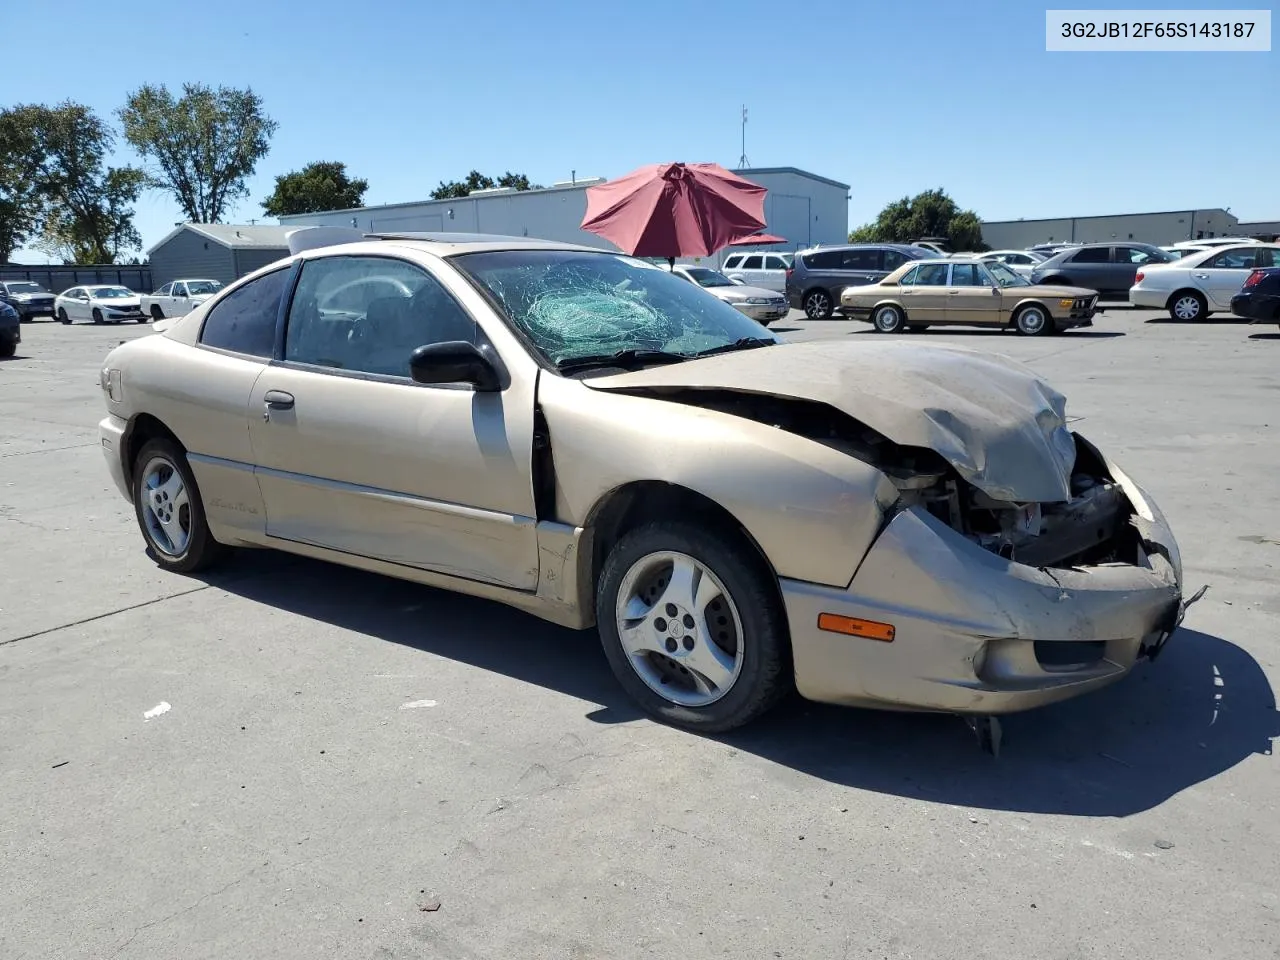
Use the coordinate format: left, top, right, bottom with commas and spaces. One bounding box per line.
140, 279, 224, 320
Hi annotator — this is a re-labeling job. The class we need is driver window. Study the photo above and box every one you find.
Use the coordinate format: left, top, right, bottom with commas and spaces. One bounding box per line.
173, 283, 187, 297
284, 255, 481, 378
157, 283, 172, 296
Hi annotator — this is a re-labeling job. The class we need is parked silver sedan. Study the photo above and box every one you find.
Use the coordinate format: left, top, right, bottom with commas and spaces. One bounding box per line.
669, 265, 789, 324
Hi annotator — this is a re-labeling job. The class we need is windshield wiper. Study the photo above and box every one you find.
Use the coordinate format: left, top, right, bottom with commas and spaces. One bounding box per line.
691, 337, 777, 359
556, 349, 691, 373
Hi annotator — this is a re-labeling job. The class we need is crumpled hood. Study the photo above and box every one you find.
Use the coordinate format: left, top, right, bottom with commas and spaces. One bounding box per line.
584, 339, 1078, 503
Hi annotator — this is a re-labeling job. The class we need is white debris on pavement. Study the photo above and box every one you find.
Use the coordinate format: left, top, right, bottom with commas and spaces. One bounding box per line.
398, 699, 438, 710
143, 702, 171, 721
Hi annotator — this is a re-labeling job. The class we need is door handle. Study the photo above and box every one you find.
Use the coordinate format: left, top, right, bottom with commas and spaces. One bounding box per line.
1192, 273, 1209, 279
948, 290, 961, 295
262, 390, 295, 421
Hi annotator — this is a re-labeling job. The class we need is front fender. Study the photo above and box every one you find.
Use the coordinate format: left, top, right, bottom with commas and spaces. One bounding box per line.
537, 375, 900, 588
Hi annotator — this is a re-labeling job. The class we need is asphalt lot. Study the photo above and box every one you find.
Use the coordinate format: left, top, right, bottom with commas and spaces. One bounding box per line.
2, 309, 1279, 959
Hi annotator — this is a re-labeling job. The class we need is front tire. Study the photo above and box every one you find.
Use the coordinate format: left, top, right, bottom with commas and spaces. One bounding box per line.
803, 289, 833, 320
58, 308, 70, 324
1168, 290, 1207, 322
873, 304, 906, 333
92, 308, 104, 324
1014, 303, 1054, 336
131, 438, 227, 574
0, 340, 15, 358
596, 521, 791, 732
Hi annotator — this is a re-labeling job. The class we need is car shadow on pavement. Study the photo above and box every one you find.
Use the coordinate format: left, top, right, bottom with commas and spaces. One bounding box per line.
848, 329, 1125, 339
1247, 332, 1280, 340
1145, 316, 1255, 325
202, 553, 1276, 819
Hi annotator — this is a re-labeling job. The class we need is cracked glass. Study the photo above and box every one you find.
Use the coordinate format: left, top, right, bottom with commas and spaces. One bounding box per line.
452, 250, 777, 367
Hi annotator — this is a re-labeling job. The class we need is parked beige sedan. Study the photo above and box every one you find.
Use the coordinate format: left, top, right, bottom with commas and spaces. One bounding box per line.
97, 230, 1191, 734
840, 258, 1099, 335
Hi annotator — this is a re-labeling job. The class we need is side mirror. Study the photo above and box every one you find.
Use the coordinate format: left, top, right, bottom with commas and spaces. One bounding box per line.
992, 285, 1001, 295
410, 340, 502, 392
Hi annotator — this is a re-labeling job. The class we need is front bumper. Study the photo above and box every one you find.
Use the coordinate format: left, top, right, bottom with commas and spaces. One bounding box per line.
782, 460, 1185, 715
11, 300, 55, 318
98, 414, 131, 501
731, 301, 790, 322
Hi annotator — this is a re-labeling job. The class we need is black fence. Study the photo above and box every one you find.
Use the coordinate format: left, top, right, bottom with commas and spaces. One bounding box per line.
0, 264, 153, 294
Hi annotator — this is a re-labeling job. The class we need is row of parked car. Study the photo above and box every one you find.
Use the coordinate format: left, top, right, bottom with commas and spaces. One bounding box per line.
0, 278, 224, 325
766, 236, 1280, 333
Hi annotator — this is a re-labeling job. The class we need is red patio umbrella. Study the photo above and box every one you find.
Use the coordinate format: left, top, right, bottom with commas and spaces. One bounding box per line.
726, 233, 786, 246
580, 162, 767, 262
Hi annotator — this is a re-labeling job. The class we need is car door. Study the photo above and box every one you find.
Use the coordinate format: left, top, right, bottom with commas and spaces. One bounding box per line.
943, 262, 1001, 326
736, 255, 764, 286
169, 282, 189, 315
161, 265, 293, 542
899, 262, 951, 322
840, 247, 882, 287
1063, 247, 1112, 292
70, 288, 93, 320
1195, 246, 1268, 308
245, 252, 539, 591
762, 254, 790, 291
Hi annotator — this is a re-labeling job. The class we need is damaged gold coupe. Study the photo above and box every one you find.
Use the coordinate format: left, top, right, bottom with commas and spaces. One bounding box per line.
98, 230, 1192, 733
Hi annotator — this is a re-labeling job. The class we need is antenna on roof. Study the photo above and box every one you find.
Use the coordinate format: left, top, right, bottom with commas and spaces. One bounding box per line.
739, 105, 750, 169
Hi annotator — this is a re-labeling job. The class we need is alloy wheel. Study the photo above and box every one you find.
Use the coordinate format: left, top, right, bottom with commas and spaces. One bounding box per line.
613, 551, 745, 707
139, 456, 192, 557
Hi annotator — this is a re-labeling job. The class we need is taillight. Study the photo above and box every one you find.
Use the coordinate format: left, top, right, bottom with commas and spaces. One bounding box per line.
1243, 269, 1265, 288
1134, 270, 1145, 283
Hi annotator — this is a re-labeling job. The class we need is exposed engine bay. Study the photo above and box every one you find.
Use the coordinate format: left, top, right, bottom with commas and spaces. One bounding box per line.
635, 388, 1140, 570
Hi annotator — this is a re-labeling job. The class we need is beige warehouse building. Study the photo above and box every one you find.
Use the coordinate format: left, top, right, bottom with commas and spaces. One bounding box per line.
978, 208, 1274, 249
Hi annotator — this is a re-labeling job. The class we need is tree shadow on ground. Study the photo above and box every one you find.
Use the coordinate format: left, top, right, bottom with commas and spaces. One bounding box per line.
202, 551, 1277, 819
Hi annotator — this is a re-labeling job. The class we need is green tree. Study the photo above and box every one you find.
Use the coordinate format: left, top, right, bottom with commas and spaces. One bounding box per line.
118, 83, 278, 223
262, 161, 368, 217
848, 188, 987, 251
0, 106, 48, 262
0, 102, 144, 264
430, 169, 541, 199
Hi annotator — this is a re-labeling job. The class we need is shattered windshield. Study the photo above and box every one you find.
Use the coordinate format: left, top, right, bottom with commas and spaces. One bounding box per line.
452, 250, 779, 368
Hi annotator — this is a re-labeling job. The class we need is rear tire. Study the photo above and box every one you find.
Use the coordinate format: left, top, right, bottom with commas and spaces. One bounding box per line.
803, 289, 833, 321
596, 521, 791, 733
1168, 290, 1207, 322
873, 303, 906, 333
151, 305, 164, 320
131, 438, 227, 574
0, 340, 15, 358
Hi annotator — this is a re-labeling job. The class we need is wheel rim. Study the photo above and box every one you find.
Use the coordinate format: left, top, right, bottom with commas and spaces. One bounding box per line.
614, 550, 745, 707
1173, 296, 1201, 320
140, 456, 192, 557
1019, 307, 1046, 333
806, 292, 829, 317
874, 306, 900, 331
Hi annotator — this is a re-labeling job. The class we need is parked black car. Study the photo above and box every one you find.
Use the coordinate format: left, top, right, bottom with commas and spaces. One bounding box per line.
1029, 242, 1176, 299
0, 300, 20, 357
1230, 267, 1280, 326
786, 244, 935, 319
0, 280, 57, 320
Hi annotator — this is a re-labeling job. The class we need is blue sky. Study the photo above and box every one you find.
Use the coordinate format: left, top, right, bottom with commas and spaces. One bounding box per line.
7, 0, 1276, 262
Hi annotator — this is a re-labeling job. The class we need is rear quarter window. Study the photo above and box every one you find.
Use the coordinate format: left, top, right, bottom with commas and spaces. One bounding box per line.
199, 267, 291, 358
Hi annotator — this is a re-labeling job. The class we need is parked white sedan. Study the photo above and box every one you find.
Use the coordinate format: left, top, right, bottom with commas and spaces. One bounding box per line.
974, 249, 1047, 279
54, 285, 146, 324
139, 279, 224, 321
1130, 243, 1280, 320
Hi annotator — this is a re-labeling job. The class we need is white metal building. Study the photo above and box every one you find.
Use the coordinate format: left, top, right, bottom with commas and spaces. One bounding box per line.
275, 167, 850, 268
980, 208, 1244, 249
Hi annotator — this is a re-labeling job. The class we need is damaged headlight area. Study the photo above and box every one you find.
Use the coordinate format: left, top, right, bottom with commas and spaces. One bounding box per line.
637, 388, 1150, 575
897, 434, 1137, 571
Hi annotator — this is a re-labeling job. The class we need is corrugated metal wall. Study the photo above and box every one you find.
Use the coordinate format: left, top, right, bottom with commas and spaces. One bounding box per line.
149, 230, 237, 287
232, 247, 291, 278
